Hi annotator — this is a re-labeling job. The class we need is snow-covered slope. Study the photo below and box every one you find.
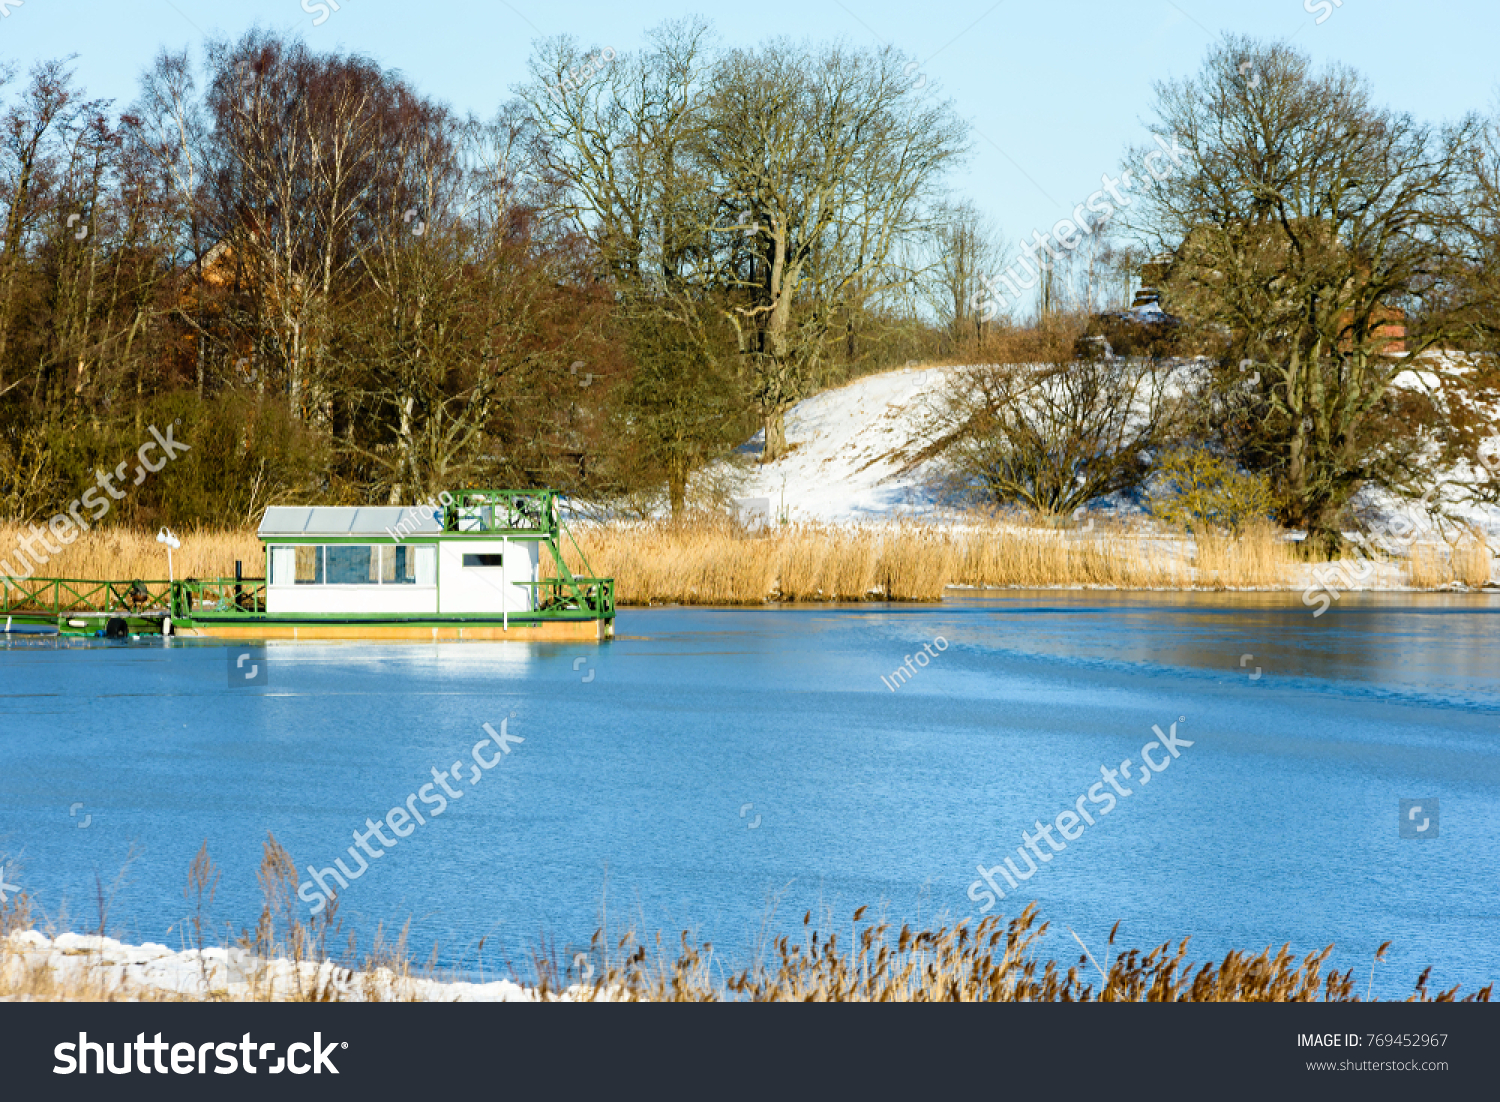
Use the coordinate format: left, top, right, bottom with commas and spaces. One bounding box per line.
731, 365, 953, 523
722, 358, 1500, 538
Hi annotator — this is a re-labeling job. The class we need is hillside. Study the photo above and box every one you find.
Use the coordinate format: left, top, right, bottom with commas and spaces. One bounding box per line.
723, 361, 1500, 553
730, 365, 953, 523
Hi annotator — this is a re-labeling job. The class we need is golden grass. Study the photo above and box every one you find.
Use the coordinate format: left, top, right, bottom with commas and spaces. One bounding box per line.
0, 840, 426, 1003
3, 517, 1484, 606
3, 842, 1489, 1003
565, 517, 1300, 604
1195, 523, 1301, 589
1408, 536, 1493, 589
949, 524, 1189, 589
561, 905, 1489, 1003
563, 518, 955, 604
0, 522, 261, 581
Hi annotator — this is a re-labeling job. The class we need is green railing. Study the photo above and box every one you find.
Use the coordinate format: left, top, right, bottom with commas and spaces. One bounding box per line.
172, 578, 269, 619
0, 577, 173, 616
442, 490, 559, 537
518, 576, 616, 618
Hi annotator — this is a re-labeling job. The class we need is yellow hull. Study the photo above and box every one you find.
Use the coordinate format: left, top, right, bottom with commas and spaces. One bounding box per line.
178, 619, 612, 642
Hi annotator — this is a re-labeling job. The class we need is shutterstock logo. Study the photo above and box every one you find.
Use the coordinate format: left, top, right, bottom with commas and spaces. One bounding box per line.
1399, 798, 1439, 840
228, 647, 268, 687
55, 1032, 344, 1075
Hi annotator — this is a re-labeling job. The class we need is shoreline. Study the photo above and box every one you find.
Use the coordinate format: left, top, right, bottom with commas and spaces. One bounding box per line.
2, 520, 1493, 611
4, 918, 1489, 1003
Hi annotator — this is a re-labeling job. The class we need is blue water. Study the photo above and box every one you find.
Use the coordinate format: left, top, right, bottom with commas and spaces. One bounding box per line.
2, 590, 1497, 996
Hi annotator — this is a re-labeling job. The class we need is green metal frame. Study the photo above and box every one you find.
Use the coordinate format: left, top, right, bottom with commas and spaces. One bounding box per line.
1, 572, 613, 629
178, 575, 614, 623
1, 577, 173, 616
442, 489, 560, 536
172, 578, 270, 619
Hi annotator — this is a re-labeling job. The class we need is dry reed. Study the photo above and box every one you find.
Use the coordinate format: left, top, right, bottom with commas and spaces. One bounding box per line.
556, 904, 1490, 1003
1408, 537, 1493, 589
2, 518, 1483, 607
0, 837, 423, 1003
4, 847, 1488, 1002
566, 517, 1300, 604
1194, 523, 1301, 589
562, 518, 960, 604
0, 522, 261, 582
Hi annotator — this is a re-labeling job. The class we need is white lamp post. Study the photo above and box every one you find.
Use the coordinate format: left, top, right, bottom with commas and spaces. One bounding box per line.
156, 528, 181, 637
156, 527, 181, 584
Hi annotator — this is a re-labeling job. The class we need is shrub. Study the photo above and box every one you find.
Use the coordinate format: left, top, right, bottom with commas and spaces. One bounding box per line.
1150, 447, 1276, 534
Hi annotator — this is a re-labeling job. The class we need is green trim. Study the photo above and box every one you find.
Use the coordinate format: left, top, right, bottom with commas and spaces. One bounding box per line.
260, 536, 444, 545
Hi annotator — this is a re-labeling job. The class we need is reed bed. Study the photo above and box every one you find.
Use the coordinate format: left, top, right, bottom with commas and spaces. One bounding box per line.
949, 524, 1192, 590
0, 522, 261, 582
565, 517, 1301, 604
559, 905, 1489, 1003
1194, 523, 1302, 589
2, 842, 1489, 1003
0, 518, 1484, 605
1408, 537, 1494, 589
563, 518, 949, 604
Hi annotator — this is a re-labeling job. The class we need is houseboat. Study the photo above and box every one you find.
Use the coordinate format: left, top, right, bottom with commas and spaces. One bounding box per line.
1, 490, 615, 642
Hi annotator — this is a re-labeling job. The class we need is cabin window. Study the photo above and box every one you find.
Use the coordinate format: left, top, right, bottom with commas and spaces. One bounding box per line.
381, 546, 404, 584
382, 544, 435, 585
414, 545, 437, 585
463, 553, 504, 568
295, 545, 323, 585
270, 544, 436, 585
326, 545, 377, 585
269, 547, 298, 587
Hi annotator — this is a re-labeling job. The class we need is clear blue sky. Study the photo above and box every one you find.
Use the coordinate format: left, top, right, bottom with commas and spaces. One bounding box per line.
3, 0, 1496, 249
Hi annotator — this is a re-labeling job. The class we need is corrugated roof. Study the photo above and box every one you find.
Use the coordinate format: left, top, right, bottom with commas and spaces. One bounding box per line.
257, 506, 443, 538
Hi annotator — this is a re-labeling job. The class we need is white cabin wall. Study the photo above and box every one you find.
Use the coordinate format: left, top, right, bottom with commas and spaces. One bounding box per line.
438, 539, 540, 615
261, 538, 541, 617
266, 585, 437, 616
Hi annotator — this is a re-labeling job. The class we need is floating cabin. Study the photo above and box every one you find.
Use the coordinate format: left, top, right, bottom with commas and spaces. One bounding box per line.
0, 490, 615, 642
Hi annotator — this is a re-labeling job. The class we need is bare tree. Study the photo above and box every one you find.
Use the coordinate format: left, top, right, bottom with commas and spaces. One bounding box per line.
929, 321, 1173, 516
202, 31, 438, 420
925, 200, 1009, 351
699, 40, 965, 461
520, 19, 714, 292
0, 60, 86, 395
1128, 36, 1478, 549
130, 48, 212, 398
520, 20, 748, 514
1447, 99, 1500, 361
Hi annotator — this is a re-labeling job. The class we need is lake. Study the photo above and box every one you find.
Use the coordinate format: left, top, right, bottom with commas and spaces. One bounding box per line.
1, 589, 1497, 996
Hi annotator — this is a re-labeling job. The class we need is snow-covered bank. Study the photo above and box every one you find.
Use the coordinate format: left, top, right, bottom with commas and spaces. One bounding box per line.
731, 365, 952, 522
730, 359, 1498, 527
712, 359, 1499, 589
2, 930, 547, 1002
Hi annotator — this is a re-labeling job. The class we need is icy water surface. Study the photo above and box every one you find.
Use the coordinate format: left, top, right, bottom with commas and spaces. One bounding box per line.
1, 590, 1497, 994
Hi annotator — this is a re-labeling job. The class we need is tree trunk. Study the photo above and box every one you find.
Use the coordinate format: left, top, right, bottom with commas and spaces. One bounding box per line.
761, 407, 787, 463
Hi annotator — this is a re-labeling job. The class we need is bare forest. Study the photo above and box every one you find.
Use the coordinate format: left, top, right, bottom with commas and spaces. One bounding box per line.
0, 25, 1497, 548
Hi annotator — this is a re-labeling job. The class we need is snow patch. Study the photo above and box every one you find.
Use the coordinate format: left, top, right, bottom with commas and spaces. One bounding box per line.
3, 931, 556, 1002
731, 365, 954, 523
